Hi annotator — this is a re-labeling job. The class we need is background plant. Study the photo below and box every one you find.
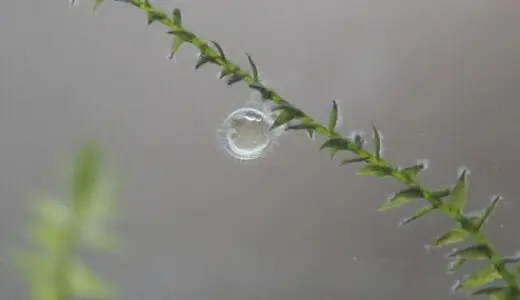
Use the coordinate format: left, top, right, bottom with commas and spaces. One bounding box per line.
16, 0, 517, 299
17, 141, 119, 300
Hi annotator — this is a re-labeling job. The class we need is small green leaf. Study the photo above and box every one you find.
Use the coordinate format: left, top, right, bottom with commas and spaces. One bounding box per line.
371, 122, 382, 160
472, 286, 517, 300
195, 54, 214, 69
227, 73, 244, 86
320, 138, 351, 153
329, 100, 338, 132
399, 205, 436, 226
172, 8, 182, 26
433, 227, 469, 248
378, 187, 424, 212
249, 83, 273, 100
353, 133, 365, 148
402, 160, 428, 178
271, 110, 296, 130
446, 244, 492, 260
339, 157, 367, 166
219, 68, 233, 79
431, 188, 451, 198
452, 264, 501, 291
475, 195, 502, 230
285, 123, 319, 139
447, 257, 467, 274
357, 165, 394, 177
449, 168, 469, 213
210, 41, 227, 61
167, 30, 195, 42
94, 0, 104, 10
245, 53, 259, 82
167, 36, 184, 60
147, 9, 167, 25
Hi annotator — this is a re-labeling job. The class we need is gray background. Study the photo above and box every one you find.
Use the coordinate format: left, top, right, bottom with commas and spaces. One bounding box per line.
1, 0, 520, 299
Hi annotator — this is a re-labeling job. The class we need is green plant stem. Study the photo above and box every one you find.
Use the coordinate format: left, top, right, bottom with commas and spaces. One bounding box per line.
125, 0, 518, 292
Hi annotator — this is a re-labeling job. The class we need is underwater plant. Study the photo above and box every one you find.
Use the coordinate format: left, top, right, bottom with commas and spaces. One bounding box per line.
16, 0, 517, 299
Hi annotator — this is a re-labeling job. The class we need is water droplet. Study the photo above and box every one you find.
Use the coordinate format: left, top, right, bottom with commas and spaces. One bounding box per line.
219, 107, 276, 160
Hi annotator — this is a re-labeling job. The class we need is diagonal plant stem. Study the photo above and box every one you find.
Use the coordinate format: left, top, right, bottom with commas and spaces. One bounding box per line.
107, 0, 519, 294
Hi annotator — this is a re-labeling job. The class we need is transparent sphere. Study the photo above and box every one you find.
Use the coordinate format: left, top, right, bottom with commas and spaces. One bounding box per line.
219, 107, 276, 160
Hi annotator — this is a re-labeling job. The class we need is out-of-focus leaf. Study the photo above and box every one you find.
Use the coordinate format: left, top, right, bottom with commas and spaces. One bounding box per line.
402, 160, 428, 178
378, 187, 424, 212
448, 169, 468, 213
447, 257, 467, 274
357, 164, 394, 177
69, 261, 114, 299
433, 227, 469, 248
452, 265, 501, 291
71, 141, 101, 209
94, 0, 104, 10
472, 286, 518, 300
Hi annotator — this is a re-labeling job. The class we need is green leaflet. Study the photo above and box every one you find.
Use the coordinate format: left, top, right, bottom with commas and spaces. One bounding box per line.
357, 164, 394, 177
71, 141, 101, 210
371, 122, 382, 160
399, 205, 436, 226
270, 105, 305, 130
401, 161, 427, 178
447, 258, 467, 274
227, 73, 244, 86
475, 195, 502, 230
248, 83, 273, 100
195, 54, 214, 69
168, 36, 184, 60
446, 244, 492, 260
378, 187, 424, 212
452, 265, 501, 291
339, 157, 367, 167
146, 9, 167, 25
69, 260, 114, 299
285, 123, 318, 139
329, 100, 338, 133
433, 227, 469, 248
172, 8, 182, 26
245, 53, 259, 82
210, 41, 227, 61
448, 169, 468, 213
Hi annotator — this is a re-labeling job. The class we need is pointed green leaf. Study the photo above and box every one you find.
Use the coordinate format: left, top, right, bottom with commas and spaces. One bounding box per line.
270, 110, 296, 130
167, 36, 184, 60
147, 9, 166, 25
320, 138, 351, 153
245, 53, 259, 82
448, 169, 468, 213
248, 83, 273, 100
447, 258, 467, 274
431, 188, 451, 199
472, 286, 517, 300
402, 160, 428, 178
452, 265, 501, 291
329, 100, 338, 132
434, 227, 469, 248
475, 195, 502, 230
172, 8, 182, 26
339, 157, 367, 166
195, 54, 214, 69
446, 244, 492, 260
371, 122, 382, 159
94, 0, 104, 10
285, 123, 319, 139
219, 68, 233, 79
399, 205, 436, 226
167, 30, 195, 42
210, 41, 227, 61
69, 261, 115, 298
357, 164, 394, 177
227, 73, 244, 86
378, 187, 424, 212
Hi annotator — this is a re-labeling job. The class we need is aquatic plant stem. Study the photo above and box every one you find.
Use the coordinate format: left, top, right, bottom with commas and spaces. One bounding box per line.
120, 0, 519, 293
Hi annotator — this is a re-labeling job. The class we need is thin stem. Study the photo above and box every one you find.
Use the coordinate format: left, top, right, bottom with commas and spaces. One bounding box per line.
125, 0, 518, 292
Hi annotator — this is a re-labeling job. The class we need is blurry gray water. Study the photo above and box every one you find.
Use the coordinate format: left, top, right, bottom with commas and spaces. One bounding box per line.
1, 1, 520, 299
